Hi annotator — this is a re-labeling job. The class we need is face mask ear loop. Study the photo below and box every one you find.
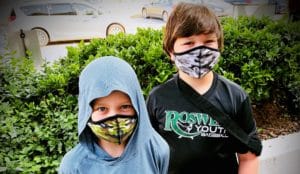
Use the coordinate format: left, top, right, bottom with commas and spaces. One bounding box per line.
116, 118, 121, 145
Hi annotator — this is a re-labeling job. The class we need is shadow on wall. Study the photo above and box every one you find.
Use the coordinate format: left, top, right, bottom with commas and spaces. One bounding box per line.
0, 3, 11, 25
225, 0, 289, 19
233, 3, 276, 18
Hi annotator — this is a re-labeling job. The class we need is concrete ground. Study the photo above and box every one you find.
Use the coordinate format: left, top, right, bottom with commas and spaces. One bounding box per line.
260, 132, 300, 174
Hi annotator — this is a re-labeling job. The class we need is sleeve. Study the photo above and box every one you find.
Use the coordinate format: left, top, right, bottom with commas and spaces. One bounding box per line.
158, 144, 170, 174
151, 134, 170, 174
235, 96, 262, 156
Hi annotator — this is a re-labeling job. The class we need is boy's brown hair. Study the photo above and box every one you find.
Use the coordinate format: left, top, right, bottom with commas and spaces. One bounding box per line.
163, 2, 224, 56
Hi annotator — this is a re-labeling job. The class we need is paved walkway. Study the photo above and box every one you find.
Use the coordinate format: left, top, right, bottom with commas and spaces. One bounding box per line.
260, 131, 300, 174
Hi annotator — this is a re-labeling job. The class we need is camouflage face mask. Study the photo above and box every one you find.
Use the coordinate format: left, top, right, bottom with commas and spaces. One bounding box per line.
88, 114, 137, 144
174, 45, 220, 78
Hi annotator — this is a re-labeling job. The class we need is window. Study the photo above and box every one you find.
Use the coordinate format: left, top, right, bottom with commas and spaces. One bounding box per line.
49, 3, 76, 15
20, 4, 49, 16
72, 3, 96, 15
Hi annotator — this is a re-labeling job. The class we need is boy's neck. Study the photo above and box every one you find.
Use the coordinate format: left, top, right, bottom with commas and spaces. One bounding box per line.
179, 71, 214, 95
98, 139, 126, 158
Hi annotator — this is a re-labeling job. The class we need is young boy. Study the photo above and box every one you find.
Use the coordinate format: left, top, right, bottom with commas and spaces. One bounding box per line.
59, 56, 170, 174
146, 2, 262, 174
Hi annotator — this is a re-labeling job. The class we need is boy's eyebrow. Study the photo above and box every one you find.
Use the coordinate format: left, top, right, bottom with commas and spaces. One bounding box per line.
206, 34, 218, 39
94, 102, 103, 105
120, 102, 133, 105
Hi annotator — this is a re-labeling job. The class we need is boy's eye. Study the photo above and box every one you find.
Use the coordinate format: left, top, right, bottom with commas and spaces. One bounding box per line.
96, 107, 107, 112
183, 41, 193, 45
205, 39, 216, 43
121, 105, 134, 111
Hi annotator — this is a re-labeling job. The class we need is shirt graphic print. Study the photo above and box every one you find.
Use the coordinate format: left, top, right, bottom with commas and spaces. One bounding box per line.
164, 110, 228, 139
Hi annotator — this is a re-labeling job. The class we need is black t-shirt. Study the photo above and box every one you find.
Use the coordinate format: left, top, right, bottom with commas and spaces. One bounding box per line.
146, 73, 260, 174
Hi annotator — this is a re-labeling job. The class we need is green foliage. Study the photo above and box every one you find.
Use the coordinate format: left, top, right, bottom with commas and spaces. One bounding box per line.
0, 55, 39, 101
0, 17, 299, 173
64, 28, 176, 96
240, 60, 274, 100
220, 16, 300, 108
0, 57, 78, 173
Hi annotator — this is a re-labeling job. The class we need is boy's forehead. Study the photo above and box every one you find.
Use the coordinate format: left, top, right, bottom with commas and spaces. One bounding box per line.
91, 91, 131, 105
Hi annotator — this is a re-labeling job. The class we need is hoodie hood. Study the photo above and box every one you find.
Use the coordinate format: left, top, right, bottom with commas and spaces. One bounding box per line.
78, 56, 153, 152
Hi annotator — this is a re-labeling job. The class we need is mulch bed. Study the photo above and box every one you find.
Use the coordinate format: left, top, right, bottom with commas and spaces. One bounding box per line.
252, 100, 300, 140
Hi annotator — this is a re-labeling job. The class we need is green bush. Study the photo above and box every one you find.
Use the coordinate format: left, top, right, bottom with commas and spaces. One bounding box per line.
0, 16, 299, 173
220, 16, 300, 107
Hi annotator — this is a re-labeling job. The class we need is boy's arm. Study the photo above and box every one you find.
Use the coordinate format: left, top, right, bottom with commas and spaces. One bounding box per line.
237, 152, 259, 174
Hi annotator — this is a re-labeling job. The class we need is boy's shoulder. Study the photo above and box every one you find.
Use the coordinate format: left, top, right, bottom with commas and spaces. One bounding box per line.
216, 74, 244, 91
149, 75, 177, 96
215, 73, 248, 99
59, 144, 87, 173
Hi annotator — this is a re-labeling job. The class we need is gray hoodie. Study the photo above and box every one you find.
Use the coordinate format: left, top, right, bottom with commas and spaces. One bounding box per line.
59, 56, 169, 174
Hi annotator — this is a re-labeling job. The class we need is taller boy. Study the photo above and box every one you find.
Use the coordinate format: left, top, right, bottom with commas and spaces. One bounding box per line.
146, 2, 262, 174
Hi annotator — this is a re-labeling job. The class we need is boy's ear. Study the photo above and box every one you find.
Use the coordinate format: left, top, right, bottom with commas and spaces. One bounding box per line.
170, 53, 175, 62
